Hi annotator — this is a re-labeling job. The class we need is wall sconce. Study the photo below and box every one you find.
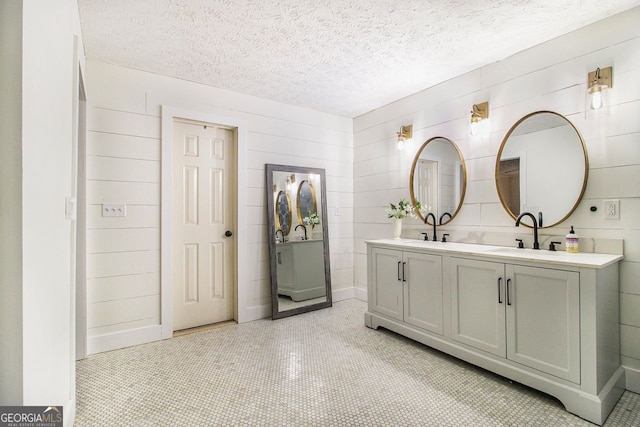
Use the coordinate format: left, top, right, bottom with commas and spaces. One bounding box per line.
285, 174, 295, 192
396, 125, 412, 151
469, 102, 490, 139
586, 66, 612, 117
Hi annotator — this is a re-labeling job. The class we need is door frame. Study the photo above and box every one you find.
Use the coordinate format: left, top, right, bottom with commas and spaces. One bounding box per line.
160, 106, 247, 339
73, 35, 88, 361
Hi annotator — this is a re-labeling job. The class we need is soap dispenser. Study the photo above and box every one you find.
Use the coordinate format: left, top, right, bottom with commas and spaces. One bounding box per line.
565, 226, 579, 253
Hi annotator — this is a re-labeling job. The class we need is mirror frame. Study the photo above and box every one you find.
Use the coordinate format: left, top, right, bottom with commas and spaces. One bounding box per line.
495, 111, 589, 228
266, 164, 332, 320
296, 180, 317, 224
409, 136, 467, 224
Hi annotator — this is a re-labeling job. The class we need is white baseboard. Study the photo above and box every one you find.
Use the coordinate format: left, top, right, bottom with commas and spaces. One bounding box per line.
88, 288, 369, 355
354, 287, 367, 302
87, 325, 162, 355
332, 287, 355, 302
64, 396, 75, 427
240, 303, 271, 323
625, 365, 640, 393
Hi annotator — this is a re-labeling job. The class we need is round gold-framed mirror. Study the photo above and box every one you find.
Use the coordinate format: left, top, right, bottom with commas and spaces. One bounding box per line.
296, 180, 317, 224
275, 191, 292, 235
495, 111, 588, 228
410, 136, 467, 225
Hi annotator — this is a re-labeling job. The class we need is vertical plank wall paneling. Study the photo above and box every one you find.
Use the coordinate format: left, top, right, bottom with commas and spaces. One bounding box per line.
85, 61, 353, 351
353, 7, 640, 389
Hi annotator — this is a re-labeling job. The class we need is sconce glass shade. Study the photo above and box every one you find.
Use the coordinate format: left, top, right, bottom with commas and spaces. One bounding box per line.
469, 118, 491, 139
586, 85, 610, 117
396, 125, 412, 151
585, 67, 612, 118
469, 102, 490, 140
286, 174, 296, 192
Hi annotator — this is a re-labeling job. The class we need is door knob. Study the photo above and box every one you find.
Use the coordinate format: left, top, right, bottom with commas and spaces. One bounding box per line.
225, 230, 233, 237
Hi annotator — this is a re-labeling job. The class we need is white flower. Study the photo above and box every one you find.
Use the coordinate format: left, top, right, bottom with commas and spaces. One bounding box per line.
386, 199, 422, 220
303, 211, 320, 228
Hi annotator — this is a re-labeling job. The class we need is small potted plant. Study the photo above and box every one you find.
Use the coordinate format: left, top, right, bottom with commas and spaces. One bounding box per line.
303, 211, 321, 239
386, 199, 422, 239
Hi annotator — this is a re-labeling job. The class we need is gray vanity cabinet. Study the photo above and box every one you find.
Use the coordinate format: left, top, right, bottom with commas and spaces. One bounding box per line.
276, 240, 326, 302
450, 257, 580, 383
369, 247, 443, 334
365, 240, 624, 425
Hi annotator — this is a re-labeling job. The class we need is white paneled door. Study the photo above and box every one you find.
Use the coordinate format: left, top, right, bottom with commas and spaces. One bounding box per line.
416, 159, 438, 214
172, 120, 235, 331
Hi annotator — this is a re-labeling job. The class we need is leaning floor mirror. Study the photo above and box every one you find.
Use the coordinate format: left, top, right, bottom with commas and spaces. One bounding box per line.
266, 164, 332, 319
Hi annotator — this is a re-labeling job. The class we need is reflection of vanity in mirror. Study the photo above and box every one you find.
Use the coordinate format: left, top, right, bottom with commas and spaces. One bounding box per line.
266, 164, 332, 319
410, 137, 467, 224
496, 111, 588, 227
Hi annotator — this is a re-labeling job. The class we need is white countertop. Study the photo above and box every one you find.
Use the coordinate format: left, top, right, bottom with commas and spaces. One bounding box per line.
366, 239, 623, 269
277, 238, 323, 245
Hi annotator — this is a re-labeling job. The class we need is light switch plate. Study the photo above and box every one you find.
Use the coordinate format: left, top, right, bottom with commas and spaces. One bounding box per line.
102, 203, 126, 217
603, 199, 619, 219
65, 196, 77, 220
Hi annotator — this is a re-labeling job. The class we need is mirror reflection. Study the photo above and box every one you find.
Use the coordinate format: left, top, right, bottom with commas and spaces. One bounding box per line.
410, 137, 467, 224
496, 111, 588, 228
266, 164, 332, 319
296, 180, 317, 225
275, 191, 292, 236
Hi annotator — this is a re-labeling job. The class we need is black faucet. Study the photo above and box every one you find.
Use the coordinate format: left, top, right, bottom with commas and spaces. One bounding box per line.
275, 229, 285, 243
439, 212, 452, 225
295, 224, 307, 240
515, 212, 539, 250
424, 213, 437, 242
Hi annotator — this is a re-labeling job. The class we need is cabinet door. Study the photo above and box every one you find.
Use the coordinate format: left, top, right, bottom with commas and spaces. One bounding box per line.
370, 247, 403, 321
276, 245, 294, 291
506, 265, 580, 383
451, 258, 506, 357
403, 252, 443, 334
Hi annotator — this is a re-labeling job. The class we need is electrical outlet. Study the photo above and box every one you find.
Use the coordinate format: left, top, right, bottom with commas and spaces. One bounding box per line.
102, 203, 127, 217
603, 199, 619, 220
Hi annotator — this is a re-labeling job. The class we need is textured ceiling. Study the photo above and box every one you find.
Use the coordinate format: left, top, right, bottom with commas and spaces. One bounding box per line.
77, 0, 638, 118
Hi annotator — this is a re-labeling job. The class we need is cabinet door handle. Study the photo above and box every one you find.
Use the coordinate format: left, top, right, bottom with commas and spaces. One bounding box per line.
402, 262, 406, 282
498, 278, 503, 304
397, 261, 402, 281
506, 278, 512, 306
277, 252, 282, 264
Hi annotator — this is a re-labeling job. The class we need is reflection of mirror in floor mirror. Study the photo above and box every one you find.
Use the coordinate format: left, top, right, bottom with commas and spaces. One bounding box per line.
266, 164, 332, 319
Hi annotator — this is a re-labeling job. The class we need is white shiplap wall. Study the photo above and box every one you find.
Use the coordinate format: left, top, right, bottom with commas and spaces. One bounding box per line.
353, 7, 640, 391
85, 61, 353, 352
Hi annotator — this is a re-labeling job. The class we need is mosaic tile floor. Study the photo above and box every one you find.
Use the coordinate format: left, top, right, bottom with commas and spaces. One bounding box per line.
76, 299, 640, 426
